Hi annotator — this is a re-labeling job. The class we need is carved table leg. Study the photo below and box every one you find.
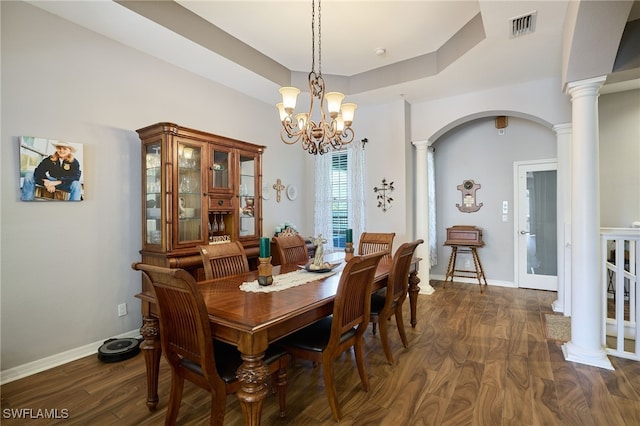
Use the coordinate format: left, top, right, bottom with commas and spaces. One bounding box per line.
236, 352, 270, 426
408, 270, 421, 328
140, 317, 161, 411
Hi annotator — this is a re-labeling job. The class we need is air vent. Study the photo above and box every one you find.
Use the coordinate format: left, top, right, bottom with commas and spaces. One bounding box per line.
510, 11, 537, 38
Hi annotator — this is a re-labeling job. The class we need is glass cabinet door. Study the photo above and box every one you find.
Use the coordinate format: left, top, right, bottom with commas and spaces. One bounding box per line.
144, 142, 162, 246
177, 141, 203, 244
209, 146, 232, 192
238, 152, 257, 238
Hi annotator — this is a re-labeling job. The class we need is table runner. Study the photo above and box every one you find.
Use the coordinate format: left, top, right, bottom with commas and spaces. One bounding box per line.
240, 268, 339, 293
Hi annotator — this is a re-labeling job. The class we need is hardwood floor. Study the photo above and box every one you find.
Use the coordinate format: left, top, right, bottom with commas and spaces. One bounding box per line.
2, 281, 640, 425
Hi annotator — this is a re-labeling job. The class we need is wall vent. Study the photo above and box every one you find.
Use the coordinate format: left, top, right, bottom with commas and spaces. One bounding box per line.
510, 11, 537, 38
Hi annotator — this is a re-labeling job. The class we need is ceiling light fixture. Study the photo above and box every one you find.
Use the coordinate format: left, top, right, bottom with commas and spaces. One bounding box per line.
276, 0, 356, 155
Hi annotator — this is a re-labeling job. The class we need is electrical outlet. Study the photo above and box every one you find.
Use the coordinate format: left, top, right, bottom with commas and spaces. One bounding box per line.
118, 303, 127, 317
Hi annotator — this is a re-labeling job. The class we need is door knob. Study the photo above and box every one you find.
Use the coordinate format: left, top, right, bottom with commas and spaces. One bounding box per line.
520, 230, 530, 235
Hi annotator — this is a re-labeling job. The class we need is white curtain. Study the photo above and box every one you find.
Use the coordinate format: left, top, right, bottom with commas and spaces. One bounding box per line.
314, 152, 334, 252
428, 147, 437, 266
348, 142, 366, 248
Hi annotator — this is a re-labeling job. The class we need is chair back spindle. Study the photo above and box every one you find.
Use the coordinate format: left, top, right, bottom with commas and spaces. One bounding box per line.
358, 232, 396, 256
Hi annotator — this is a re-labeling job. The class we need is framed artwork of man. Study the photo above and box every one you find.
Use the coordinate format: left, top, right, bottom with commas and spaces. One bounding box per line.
19, 136, 84, 201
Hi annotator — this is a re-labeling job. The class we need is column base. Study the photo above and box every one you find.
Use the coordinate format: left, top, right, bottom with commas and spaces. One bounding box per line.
551, 299, 563, 313
561, 341, 614, 370
419, 285, 435, 295
418, 269, 434, 295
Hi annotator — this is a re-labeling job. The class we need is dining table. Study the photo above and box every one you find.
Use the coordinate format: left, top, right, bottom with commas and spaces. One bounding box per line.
135, 251, 421, 425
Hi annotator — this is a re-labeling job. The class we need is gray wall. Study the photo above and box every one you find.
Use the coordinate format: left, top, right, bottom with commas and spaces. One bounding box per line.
0, 1, 298, 371
430, 117, 557, 283
599, 89, 640, 228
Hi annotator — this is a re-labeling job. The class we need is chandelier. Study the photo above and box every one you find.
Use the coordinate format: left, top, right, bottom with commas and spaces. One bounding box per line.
276, 0, 356, 155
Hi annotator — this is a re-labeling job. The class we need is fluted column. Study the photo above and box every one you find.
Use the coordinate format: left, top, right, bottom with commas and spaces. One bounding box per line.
552, 123, 572, 315
413, 140, 434, 295
562, 76, 613, 370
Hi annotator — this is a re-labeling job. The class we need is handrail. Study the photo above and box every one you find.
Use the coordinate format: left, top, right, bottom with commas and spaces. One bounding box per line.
600, 227, 640, 361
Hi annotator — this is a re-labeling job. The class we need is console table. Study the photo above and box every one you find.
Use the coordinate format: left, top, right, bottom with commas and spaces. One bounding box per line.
444, 225, 488, 292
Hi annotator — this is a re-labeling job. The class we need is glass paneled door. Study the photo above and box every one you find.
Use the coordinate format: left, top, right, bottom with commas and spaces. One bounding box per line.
144, 142, 162, 247
176, 140, 204, 245
238, 152, 258, 239
516, 160, 558, 290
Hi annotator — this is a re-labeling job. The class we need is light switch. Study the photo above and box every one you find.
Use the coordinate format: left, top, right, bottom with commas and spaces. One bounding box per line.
502, 201, 509, 214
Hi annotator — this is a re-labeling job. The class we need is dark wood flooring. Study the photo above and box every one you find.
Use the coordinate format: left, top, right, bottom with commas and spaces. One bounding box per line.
2, 280, 640, 425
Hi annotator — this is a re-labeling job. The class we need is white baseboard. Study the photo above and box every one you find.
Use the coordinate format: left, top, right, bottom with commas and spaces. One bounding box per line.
430, 274, 516, 288
0, 329, 141, 385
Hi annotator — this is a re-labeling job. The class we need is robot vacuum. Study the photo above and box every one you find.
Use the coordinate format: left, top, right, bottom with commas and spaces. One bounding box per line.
97, 338, 141, 363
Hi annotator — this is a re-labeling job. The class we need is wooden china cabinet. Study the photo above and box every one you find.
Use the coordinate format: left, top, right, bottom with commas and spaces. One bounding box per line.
137, 122, 264, 279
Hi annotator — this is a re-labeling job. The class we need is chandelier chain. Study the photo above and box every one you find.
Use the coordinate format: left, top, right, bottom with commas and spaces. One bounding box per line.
276, 0, 356, 155
311, 0, 315, 73
318, 0, 321, 75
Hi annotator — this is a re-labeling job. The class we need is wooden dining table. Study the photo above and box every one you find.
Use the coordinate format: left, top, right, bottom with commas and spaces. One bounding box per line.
135, 252, 421, 425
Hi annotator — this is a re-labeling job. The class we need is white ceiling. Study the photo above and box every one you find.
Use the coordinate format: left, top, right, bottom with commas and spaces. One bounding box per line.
27, 1, 640, 108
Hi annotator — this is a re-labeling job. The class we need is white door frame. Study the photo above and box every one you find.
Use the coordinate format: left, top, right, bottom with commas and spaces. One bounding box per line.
513, 159, 558, 290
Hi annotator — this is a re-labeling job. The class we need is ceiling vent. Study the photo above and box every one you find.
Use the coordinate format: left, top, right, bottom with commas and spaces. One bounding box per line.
510, 11, 537, 38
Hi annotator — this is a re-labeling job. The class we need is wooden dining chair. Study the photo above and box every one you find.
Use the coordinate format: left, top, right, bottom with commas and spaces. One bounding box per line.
272, 234, 310, 265
131, 263, 288, 425
358, 232, 396, 255
369, 239, 423, 364
198, 241, 250, 280
279, 252, 385, 421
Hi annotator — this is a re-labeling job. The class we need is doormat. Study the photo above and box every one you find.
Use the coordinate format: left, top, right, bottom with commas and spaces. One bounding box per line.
544, 314, 571, 341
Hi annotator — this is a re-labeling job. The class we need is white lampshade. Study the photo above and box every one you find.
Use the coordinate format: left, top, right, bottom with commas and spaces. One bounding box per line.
276, 103, 288, 122
324, 92, 345, 117
295, 113, 308, 129
335, 114, 345, 134
340, 103, 357, 125
279, 87, 300, 112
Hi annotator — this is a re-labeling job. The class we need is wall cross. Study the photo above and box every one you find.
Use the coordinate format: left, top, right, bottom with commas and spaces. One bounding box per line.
273, 179, 285, 203
373, 178, 395, 212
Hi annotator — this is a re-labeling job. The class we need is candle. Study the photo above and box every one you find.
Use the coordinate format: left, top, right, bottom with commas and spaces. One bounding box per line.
260, 237, 270, 258
345, 229, 353, 243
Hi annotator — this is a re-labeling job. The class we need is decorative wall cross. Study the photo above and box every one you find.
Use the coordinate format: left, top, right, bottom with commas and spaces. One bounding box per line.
273, 179, 285, 203
373, 178, 394, 212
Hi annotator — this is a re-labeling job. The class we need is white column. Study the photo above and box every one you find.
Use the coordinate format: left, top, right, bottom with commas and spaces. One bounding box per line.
413, 140, 434, 295
552, 123, 572, 315
562, 76, 613, 370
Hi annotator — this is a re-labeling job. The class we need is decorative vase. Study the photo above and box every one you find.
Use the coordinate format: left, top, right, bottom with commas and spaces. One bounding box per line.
345, 242, 354, 261
258, 257, 273, 286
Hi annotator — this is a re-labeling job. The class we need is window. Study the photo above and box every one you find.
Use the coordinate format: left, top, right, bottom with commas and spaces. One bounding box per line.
314, 144, 364, 253
331, 151, 348, 249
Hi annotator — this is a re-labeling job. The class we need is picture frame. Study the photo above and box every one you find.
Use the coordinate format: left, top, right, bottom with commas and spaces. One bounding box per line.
19, 136, 84, 201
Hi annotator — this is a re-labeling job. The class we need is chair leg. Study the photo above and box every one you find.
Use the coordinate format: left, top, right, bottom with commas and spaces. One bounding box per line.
209, 387, 227, 426
166, 370, 185, 425
372, 321, 377, 335
378, 314, 394, 365
321, 355, 342, 422
395, 306, 409, 348
353, 338, 370, 391
274, 361, 287, 418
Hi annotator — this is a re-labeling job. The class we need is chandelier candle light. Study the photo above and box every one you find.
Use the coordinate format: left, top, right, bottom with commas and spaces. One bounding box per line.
276, 0, 357, 155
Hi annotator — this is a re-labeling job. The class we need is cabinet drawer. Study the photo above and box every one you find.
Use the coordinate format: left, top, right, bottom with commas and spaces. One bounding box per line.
208, 196, 234, 211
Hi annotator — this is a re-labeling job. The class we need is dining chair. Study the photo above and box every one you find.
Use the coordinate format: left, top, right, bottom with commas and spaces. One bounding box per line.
358, 232, 396, 255
198, 241, 250, 280
279, 251, 385, 421
369, 239, 424, 364
131, 263, 288, 425
272, 234, 310, 265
